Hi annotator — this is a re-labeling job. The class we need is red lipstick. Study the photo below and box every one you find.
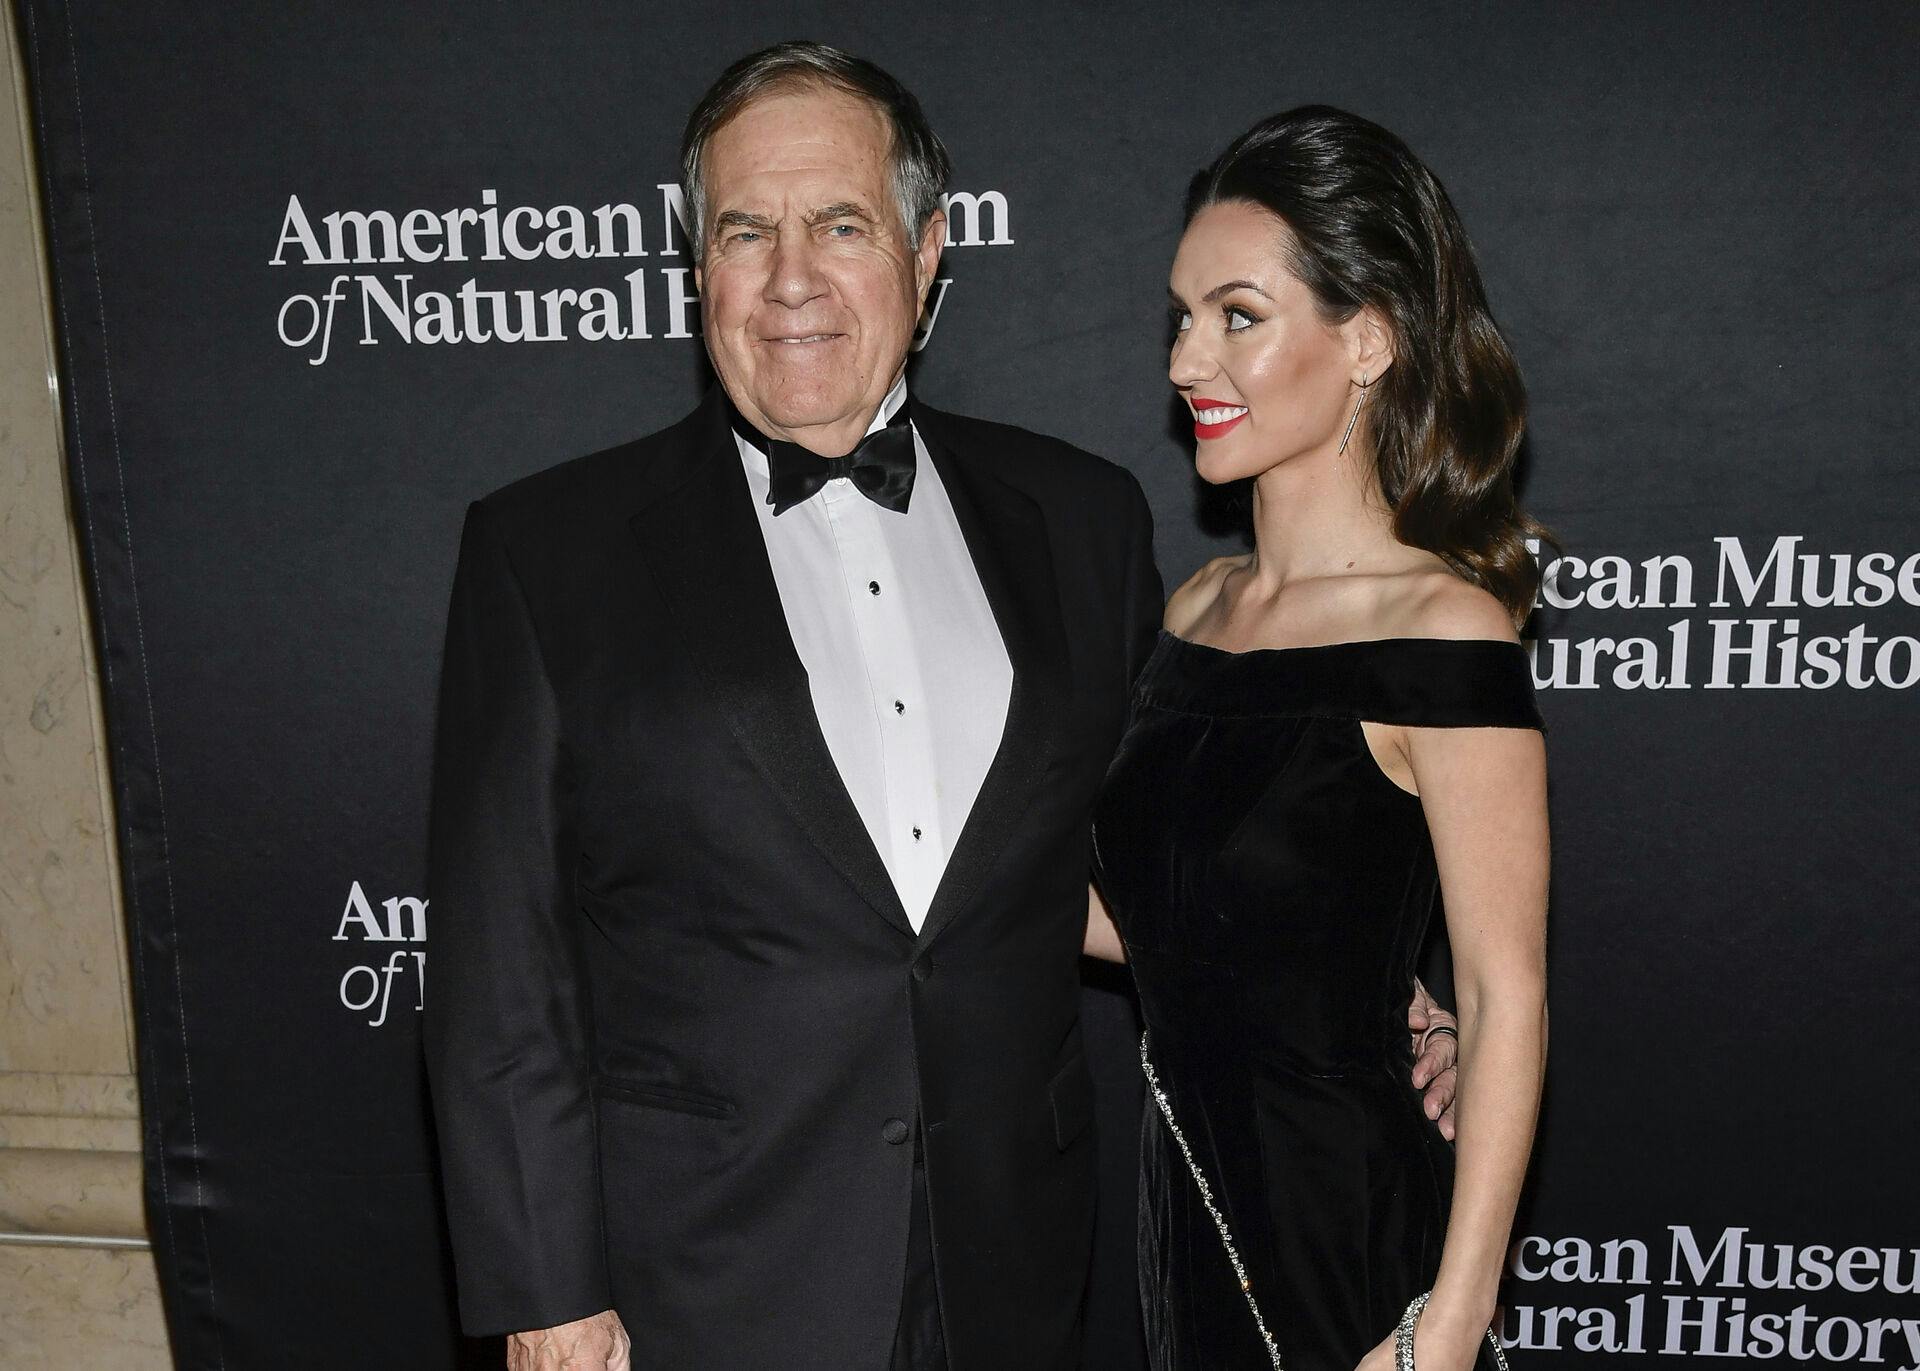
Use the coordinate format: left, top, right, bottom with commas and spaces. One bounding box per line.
1190, 397, 1249, 441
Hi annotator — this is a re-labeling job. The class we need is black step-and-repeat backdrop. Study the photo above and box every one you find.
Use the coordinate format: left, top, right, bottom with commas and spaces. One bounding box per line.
22, 2, 1918, 1367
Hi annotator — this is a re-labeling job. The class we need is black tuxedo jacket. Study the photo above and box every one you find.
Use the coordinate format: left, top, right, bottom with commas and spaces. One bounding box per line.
423, 389, 1161, 1368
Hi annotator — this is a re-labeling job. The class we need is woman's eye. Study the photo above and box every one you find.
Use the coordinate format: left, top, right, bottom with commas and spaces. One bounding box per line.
1170, 310, 1192, 334
1225, 307, 1259, 332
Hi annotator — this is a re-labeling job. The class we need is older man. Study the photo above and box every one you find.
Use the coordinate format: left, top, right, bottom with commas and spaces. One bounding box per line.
424, 42, 1458, 1371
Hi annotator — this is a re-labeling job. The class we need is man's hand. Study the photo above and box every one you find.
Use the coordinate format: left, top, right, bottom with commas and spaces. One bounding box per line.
508, 1309, 631, 1371
1408, 979, 1461, 1142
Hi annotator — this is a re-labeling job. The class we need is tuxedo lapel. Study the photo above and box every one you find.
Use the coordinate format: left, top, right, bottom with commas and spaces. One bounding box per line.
629, 392, 914, 939
913, 407, 1069, 950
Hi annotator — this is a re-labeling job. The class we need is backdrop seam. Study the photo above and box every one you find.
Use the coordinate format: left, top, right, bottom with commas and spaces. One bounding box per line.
18, 0, 180, 1281
55, 3, 225, 1363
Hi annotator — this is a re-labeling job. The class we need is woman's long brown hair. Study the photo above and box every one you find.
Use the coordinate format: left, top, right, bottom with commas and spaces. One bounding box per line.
1188, 106, 1548, 622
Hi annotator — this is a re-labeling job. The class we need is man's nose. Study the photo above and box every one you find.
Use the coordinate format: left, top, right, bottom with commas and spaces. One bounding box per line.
765, 233, 828, 309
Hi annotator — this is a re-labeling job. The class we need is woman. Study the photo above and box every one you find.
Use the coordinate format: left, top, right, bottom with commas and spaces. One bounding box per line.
1086, 107, 1549, 1371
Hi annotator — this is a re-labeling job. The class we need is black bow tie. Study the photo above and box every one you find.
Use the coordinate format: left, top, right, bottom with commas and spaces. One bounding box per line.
730, 397, 917, 517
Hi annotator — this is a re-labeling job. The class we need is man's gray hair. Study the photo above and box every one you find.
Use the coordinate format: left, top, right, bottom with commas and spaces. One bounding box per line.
680, 41, 952, 262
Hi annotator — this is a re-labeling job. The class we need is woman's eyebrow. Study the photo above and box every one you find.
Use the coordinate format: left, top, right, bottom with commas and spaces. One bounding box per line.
1201, 279, 1270, 304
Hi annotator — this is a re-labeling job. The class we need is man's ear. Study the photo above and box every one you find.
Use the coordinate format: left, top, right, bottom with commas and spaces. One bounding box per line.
1350, 304, 1395, 384
694, 262, 703, 295
915, 210, 947, 300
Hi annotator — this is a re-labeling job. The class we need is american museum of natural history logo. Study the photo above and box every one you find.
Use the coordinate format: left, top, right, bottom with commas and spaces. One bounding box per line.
267, 183, 1013, 364
1526, 535, 1919, 691
331, 878, 427, 1029
1504, 1225, 1920, 1363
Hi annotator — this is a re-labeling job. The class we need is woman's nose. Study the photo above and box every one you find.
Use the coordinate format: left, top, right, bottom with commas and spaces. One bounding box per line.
1168, 331, 1213, 388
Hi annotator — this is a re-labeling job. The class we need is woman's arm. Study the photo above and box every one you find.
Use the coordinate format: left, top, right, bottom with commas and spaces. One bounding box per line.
1378, 722, 1549, 1371
1083, 884, 1127, 963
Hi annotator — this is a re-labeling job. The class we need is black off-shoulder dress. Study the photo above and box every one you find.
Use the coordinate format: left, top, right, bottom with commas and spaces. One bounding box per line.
1091, 631, 1542, 1371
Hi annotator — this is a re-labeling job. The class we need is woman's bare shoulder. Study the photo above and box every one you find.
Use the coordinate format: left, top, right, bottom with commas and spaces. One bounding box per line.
1385, 569, 1520, 644
1164, 554, 1246, 635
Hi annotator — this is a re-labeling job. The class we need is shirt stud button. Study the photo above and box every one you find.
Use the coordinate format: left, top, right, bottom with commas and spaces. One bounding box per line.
868, 581, 881, 595
912, 827, 923, 841
894, 700, 906, 714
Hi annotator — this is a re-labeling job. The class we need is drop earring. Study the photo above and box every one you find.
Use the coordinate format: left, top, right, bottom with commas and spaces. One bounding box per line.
1336, 374, 1372, 456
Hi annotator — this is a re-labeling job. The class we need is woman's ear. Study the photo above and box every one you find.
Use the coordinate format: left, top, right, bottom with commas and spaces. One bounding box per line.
1350, 305, 1395, 384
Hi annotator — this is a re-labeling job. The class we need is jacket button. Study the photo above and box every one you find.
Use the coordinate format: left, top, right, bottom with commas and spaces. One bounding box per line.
911, 957, 933, 983
882, 1118, 910, 1145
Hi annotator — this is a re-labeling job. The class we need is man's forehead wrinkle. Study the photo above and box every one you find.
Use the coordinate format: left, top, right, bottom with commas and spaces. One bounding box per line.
805, 201, 878, 224
721, 147, 889, 189
708, 93, 892, 186
707, 147, 889, 233
708, 198, 878, 232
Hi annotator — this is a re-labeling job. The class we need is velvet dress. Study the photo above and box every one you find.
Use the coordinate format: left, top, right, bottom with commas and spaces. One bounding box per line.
1090, 631, 1541, 1370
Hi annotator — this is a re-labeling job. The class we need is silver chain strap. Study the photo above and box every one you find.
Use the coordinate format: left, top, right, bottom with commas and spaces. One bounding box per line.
1140, 1032, 1284, 1369
1143, 1033, 1514, 1371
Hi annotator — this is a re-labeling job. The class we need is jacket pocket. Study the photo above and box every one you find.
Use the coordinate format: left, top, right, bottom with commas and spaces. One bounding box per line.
1047, 1051, 1093, 1151
592, 1075, 737, 1121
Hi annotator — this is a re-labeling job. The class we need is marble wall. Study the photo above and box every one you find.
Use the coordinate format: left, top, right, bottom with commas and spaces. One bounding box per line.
1, 3, 171, 1364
